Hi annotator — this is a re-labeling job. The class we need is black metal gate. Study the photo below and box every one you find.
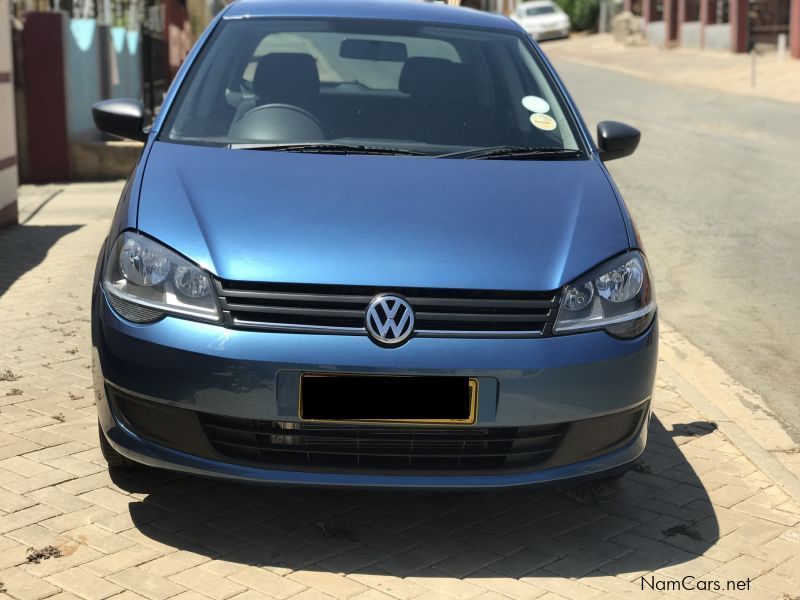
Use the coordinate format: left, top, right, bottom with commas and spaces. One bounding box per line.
749, 0, 791, 45
141, 0, 168, 119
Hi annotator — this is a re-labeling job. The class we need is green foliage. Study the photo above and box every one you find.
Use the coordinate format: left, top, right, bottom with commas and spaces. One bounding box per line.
553, 0, 600, 31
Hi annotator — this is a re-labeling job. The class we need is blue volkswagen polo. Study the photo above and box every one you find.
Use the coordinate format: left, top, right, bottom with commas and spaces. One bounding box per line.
91, 0, 657, 489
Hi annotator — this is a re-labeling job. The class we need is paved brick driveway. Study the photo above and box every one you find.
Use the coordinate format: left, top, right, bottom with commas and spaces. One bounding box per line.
1, 182, 799, 600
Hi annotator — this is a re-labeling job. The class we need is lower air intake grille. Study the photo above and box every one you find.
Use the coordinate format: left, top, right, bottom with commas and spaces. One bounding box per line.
198, 414, 568, 473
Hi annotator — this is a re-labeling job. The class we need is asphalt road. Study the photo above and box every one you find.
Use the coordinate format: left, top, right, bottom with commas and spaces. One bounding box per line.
548, 58, 800, 439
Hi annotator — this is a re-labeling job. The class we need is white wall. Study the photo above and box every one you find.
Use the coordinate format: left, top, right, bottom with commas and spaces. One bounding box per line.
646, 21, 666, 47
704, 23, 731, 51
681, 21, 702, 49
0, 0, 18, 227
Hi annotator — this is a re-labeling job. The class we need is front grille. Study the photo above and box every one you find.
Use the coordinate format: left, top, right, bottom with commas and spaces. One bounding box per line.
216, 280, 560, 338
198, 414, 568, 473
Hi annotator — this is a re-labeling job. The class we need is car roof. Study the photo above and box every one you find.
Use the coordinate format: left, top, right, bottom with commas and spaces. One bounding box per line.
518, 0, 556, 6
225, 0, 520, 31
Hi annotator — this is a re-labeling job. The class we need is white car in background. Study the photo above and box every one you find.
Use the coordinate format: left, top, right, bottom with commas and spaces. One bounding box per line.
512, 0, 571, 41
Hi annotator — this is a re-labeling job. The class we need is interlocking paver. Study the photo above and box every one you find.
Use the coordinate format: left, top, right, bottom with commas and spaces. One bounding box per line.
23, 545, 104, 578
0, 502, 60, 533
169, 565, 247, 600
583, 572, 668, 600
4, 468, 77, 494
280, 590, 337, 600
39, 506, 115, 534
229, 566, 308, 599
28, 486, 94, 513
0, 485, 37, 512
46, 456, 106, 478
0, 566, 63, 600
167, 592, 213, 600
487, 547, 559, 578
316, 545, 392, 574
543, 548, 614, 578
348, 590, 399, 600
0, 542, 28, 570
346, 572, 428, 600
107, 567, 186, 600
140, 551, 210, 578
466, 570, 548, 600
2, 181, 800, 600
519, 572, 604, 599
46, 567, 124, 600
82, 546, 163, 577
64, 523, 137, 554
288, 570, 367, 599
78, 487, 137, 514
93, 503, 165, 534
0, 455, 57, 476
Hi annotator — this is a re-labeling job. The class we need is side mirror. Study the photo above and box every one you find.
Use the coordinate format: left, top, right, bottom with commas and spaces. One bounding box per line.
92, 99, 146, 142
596, 121, 640, 161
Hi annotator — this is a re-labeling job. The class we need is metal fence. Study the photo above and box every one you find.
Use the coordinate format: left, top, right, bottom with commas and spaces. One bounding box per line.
141, 0, 167, 117
10, 0, 170, 117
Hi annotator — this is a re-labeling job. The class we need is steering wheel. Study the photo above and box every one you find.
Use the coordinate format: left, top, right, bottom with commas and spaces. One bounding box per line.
229, 103, 325, 141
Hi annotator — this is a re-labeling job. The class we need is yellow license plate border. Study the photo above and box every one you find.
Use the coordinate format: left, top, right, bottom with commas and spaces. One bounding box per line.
298, 373, 479, 426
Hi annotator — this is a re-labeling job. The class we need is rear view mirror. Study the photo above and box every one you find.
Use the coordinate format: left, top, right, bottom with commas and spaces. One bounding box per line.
596, 121, 640, 161
92, 98, 146, 142
340, 39, 408, 62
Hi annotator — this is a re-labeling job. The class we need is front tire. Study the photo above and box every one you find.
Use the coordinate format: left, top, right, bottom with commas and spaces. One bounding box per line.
98, 423, 138, 470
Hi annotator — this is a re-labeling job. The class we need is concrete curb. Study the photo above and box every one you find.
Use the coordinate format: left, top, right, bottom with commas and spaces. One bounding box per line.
658, 320, 800, 502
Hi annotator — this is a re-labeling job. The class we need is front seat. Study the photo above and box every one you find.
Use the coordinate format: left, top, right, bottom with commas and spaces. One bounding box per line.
231, 53, 321, 126
393, 57, 492, 146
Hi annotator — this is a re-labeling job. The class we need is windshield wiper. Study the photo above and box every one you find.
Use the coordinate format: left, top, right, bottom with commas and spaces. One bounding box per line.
436, 146, 583, 160
228, 142, 426, 156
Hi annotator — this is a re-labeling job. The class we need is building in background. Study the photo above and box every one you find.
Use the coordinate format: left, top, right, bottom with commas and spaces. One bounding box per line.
1, 0, 19, 229
3, 0, 798, 195
622, 0, 799, 57
459, 0, 520, 13
6, 0, 216, 183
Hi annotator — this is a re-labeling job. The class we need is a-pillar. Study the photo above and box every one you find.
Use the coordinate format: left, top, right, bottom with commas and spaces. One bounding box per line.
791, 0, 800, 58
729, 0, 749, 52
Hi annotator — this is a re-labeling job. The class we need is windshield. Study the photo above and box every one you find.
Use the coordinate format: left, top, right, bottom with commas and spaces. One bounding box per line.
161, 17, 583, 156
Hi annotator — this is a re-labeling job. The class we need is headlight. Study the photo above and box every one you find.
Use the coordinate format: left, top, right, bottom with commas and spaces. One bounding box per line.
103, 232, 220, 323
554, 251, 655, 339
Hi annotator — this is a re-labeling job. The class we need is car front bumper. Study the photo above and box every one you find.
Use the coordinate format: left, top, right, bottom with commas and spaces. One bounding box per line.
531, 27, 571, 41
93, 289, 657, 489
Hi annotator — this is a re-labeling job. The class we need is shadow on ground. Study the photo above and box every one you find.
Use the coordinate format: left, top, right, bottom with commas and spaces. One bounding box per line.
113, 415, 719, 579
0, 224, 83, 297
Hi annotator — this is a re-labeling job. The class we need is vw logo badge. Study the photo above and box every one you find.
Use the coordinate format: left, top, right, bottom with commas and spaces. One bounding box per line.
365, 294, 415, 346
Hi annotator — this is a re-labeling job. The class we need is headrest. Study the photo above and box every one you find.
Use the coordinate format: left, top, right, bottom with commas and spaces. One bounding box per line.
252, 53, 320, 103
398, 57, 475, 103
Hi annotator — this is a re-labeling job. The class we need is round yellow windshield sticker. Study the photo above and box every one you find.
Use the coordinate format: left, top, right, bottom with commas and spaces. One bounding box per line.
530, 113, 557, 131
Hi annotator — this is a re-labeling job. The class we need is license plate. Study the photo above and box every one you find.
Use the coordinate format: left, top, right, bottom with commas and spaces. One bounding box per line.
299, 374, 478, 425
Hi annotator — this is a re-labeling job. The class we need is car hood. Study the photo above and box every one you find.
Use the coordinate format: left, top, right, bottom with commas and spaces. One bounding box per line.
137, 142, 629, 291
